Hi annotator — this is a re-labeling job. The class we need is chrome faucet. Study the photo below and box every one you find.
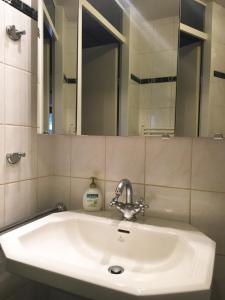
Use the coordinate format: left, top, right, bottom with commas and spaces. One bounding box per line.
109, 179, 149, 221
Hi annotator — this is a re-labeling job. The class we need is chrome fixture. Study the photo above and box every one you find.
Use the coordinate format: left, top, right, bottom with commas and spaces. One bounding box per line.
6, 152, 26, 165
109, 179, 149, 221
6, 25, 26, 41
213, 133, 224, 140
108, 265, 124, 275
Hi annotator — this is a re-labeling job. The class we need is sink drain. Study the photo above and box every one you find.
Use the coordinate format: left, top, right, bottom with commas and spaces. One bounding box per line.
108, 265, 124, 275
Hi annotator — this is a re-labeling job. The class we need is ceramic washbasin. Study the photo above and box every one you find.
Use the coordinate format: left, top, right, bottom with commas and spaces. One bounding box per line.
0, 211, 215, 300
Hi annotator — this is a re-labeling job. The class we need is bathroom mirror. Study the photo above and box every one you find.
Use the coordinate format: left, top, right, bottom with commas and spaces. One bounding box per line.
38, 0, 225, 138
37, 0, 78, 135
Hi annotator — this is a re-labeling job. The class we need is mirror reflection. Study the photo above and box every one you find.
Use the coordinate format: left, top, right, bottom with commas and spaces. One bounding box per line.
39, 0, 78, 135
38, 0, 225, 138
82, 9, 120, 135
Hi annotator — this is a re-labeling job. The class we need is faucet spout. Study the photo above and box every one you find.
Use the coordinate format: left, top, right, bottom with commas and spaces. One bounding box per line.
115, 179, 133, 204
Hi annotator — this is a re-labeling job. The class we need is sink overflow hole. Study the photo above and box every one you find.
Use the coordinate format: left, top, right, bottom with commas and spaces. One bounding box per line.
108, 266, 124, 275
118, 229, 130, 234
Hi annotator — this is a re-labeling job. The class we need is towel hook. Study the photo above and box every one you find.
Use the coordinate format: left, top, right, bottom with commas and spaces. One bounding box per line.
6, 25, 26, 41
6, 153, 26, 165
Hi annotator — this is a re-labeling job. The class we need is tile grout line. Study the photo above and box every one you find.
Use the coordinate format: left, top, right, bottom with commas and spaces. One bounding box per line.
143, 136, 147, 201
189, 138, 194, 225
3, 61, 35, 75
103, 136, 107, 210
69, 135, 72, 210
2, 175, 225, 196
3, 125, 5, 226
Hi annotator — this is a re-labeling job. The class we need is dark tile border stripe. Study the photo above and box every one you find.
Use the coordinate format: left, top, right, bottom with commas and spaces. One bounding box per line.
64, 74, 77, 85
214, 70, 225, 80
131, 74, 141, 84
2, 0, 37, 20
131, 73, 177, 84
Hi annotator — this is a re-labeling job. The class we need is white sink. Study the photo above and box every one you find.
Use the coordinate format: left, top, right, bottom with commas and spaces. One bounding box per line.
0, 211, 215, 300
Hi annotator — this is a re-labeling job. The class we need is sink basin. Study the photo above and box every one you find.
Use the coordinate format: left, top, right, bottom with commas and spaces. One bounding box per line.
0, 211, 215, 300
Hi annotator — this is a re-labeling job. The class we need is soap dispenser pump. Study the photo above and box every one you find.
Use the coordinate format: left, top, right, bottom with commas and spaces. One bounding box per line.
83, 177, 103, 212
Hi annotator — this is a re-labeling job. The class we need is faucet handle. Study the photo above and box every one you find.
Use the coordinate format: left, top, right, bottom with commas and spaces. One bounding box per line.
138, 198, 149, 216
109, 197, 119, 208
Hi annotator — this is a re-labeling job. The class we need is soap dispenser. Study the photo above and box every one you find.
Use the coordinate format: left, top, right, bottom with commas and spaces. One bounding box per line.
83, 177, 103, 211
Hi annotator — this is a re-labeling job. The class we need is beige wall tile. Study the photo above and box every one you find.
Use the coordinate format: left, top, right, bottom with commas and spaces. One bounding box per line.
52, 176, 70, 209
151, 50, 177, 77
71, 136, 105, 180
4, 5, 32, 72
146, 137, 192, 188
37, 134, 54, 177
37, 177, 54, 211
5, 179, 37, 226
54, 135, 71, 177
4, 126, 37, 183
211, 255, 225, 300
0, 125, 5, 184
5, 65, 33, 126
145, 185, 190, 222
213, 2, 225, 45
106, 136, 145, 183
191, 190, 225, 255
0, 1, 4, 63
0, 185, 4, 228
192, 138, 225, 192
104, 180, 144, 211
38, 176, 70, 213
150, 83, 173, 109
0, 63, 4, 124
70, 177, 104, 210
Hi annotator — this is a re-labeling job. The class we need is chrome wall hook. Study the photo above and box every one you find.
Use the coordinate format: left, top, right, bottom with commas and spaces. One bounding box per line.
6, 153, 26, 165
6, 25, 26, 41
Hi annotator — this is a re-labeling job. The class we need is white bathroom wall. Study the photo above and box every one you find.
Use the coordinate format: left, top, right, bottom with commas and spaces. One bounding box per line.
128, 10, 179, 135
0, 1, 53, 299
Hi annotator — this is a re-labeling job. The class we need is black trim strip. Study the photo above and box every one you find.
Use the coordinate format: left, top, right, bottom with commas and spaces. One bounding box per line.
131, 74, 141, 84
64, 74, 77, 84
214, 70, 225, 80
131, 73, 177, 84
2, 0, 37, 20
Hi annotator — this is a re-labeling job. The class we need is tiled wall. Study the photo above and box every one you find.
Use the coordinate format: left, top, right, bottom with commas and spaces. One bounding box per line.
201, 1, 225, 137
0, 1, 53, 299
62, 18, 77, 134
209, 2, 225, 137
128, 8, 178, 135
